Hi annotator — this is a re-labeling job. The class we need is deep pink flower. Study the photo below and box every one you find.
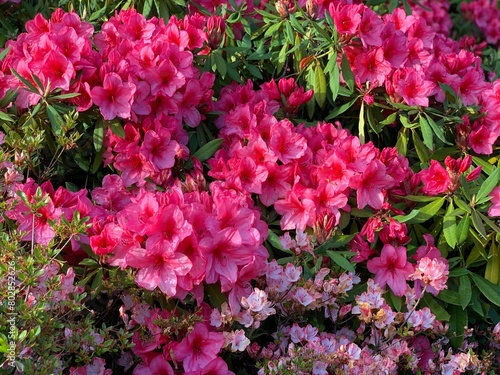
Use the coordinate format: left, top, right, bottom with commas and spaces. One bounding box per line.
367, 244, 414, 296
274, 189, 316, 231
354, 47, 392, 86
269, 120, 307, 164
141, 129, 179, 171
419, 160, 450, 195
173, 323, 224, 372
394, 68, 434, 107
489, 187, 500, 217
91, 72, 136, 120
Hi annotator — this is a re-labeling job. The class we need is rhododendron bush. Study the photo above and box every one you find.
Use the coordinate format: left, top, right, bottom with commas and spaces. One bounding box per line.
1, 0, 500, 373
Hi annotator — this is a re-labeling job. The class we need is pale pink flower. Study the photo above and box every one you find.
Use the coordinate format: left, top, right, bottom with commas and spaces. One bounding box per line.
411, 257, 449, 293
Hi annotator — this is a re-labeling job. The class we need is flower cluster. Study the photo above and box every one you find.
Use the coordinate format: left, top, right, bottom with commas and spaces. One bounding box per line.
462, 0, 500, 46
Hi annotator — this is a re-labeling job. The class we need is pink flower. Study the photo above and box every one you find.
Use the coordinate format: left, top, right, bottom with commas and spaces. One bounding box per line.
91, 72, 136, 120
488, 187, 500, 217
126, 245, 192, 296
419, 160, 450, 195
350, 159, 394, 210
367, 244, 414, 296
394, 68, 434, 107
173, 323, 225, 372
411, 257, 449, 294
133, 354, 174, 375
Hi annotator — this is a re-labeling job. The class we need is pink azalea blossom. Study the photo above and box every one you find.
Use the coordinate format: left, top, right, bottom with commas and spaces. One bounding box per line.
419, 160, 450, 195
367, 244, 414, 296
173, 323, 225, 372
91, 72, 136, 120
488, 187, 500, 217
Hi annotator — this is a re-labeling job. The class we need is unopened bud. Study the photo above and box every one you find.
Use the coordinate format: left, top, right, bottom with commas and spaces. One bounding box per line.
306, 0, 318, 19
459, 155, 472, 173
465, 166, 482, 182
206, 16, 225, 49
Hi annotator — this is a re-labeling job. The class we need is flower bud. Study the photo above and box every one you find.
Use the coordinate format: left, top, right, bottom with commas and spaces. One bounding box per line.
306, 0, 318, 19
459, 154, 472, 173
206, 16, 225, 49
466, 165, 482, 182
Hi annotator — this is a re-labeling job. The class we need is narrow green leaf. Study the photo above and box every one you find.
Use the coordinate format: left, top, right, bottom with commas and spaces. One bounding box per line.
329, 59, 340, 102
453, 197, 471, 214
245, 62, 263, 79
191, 138, 223, 162
109, 120, 125, 138
470, 273, 500, 307
0, 110, 14, 123
448, 305, 467, 348
277, 42, 289, 74
472, 156, 494, 175
0, 45, 11, 61
443, 202, 457, 249
456, 214, 471, 245
264, 21, 282, 38
326, 250, 355, 272
204, 283, 228, 310
449, 268, 470, 277
314, 64, 327, 108
425, 114, 450, 145
45, 104, 64, 135
340, 53, 354, 93
419, 115, 434, 149
142, 0, 153, 17
89, 5, 107, 22
476, 167, 499, 203
214, 51, 227, 77
10, 68, 40, 94
386, 290, 403, 312
93, 118, 104, 153
325, 97, 357, 120
379, 112, 398, 125
394, 196, 446, 224
288, 14, 305, 34
315, 234, 356, 255
412, 130, 430, 163
459, 274, 472, 310
471, 209, 487, 238
395, 128, 408, 156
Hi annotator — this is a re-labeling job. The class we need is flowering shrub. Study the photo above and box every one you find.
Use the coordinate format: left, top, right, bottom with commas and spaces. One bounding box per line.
1, 0, 500, 374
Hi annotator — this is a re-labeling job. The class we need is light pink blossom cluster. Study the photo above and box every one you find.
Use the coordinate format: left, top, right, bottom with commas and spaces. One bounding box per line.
462, 0, 500, 46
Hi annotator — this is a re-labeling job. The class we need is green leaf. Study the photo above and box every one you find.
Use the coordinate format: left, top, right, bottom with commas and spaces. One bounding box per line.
0, 110, 14, 123
477, 211, 500, 234
449, 268, 470, 277
437, 289, 461, 305
340, 53, 354, 93
393, 196, 446, 224
419, 115, 434, 150
45, 104, 64, 135
456, 214, 471, 245
386, 289, 403, 312
245, 62, 263, 79
448, 304, 467, 348
93, 118, 104, 153
204, 283, 228, 310
458, 274, 472, 310
314, 64, 327, 108
422, 294, 450, 321
443, 202, 457, 249
314, 234, 356, 255
264, 21, 282, 38
325, 97, 357, 120
89, 5, 107, 22
328, 59, 340, 102
214, 50, 227, 77
326, 250, 355, 272
142, 0, 153, 17
471, 209, 487, 238
424, 114, 450, 145
395, 128, 408, 156
476, 167, 500, 203
412, 130, 430, 163
11, 68, 40, 94
470, 273, 500, 307
0, 45, 11, 61
109, 120, 125, 138
184, 138, 223, 169
267, 230, 292, 254
358, 101, 366, 144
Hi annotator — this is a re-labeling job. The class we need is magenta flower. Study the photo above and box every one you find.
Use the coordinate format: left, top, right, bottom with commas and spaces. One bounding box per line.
173, 323, 224, 372
367, 244, 414, 296
91, 72, 136, 120
488, 187, 500, 217
419, 160, 450, 195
